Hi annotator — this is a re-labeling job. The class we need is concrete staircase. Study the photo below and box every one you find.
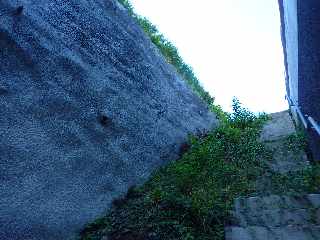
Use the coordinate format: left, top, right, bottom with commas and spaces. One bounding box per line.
225, 111, 320, 240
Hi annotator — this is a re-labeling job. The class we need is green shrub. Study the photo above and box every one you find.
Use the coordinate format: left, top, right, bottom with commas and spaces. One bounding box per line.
267, 163, 320, 195
80, 100, 270, 240
284, 131, 308, 153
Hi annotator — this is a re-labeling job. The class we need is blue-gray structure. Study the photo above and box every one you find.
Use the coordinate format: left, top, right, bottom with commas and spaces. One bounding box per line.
278, 0, 320, 160
0, 1, 217, 239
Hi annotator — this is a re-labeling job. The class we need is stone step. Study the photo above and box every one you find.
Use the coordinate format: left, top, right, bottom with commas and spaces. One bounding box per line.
268, 159, 309, 174
234, 194, 320, 213
225, 111, 319, 239
225, 225, 320, 240
230, 195, 320, 227
230, 207, 320, 227
263, 140, 309, 174
259, 111, 296, 142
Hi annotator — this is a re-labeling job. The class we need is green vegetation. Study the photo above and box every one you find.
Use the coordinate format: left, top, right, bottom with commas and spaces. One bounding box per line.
267, 164, 320, 195
262, 132, 320, 196
117, 0, 214, 106
78, 2, 320, 240
284, 131, 308, 153
252, 130, 320, 196
79, 99, 320, 240
80, 99, 270, 240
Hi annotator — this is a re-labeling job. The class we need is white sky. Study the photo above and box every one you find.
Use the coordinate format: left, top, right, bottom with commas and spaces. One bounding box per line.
131, 0, 288, 113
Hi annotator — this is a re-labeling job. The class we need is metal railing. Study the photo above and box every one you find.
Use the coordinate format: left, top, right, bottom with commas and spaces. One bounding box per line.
308, 116, 320, 136
286, 95, 320, 136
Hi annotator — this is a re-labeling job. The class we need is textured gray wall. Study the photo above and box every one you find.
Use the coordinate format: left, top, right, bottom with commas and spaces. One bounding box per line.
0, 1, 218, 239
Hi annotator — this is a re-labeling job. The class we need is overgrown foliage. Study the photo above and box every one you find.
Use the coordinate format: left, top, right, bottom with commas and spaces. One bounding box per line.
267, 164, 320, 195
284, 131, 308, 154
260, 132, 320, 196
116, 0, 214, 106
80, 100, 270, 240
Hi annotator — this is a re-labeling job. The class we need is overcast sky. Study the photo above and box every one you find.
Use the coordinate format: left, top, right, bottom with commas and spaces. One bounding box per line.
131, 0, 288, 113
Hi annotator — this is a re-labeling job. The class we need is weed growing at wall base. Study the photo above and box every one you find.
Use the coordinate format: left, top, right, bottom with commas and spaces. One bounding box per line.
79, 100, 270, 240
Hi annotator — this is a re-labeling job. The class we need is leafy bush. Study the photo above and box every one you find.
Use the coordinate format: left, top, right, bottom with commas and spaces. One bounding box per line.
80, 100, 270, 240
258, 132, 319, 196
229, 97, 269, 129
267, 163, 320, 195
116, 0, 214, 107
284, 131, 308, 153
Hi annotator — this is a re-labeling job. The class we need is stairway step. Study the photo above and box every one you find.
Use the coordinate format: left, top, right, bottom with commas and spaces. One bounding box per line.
234, 194, 320, 212
263, 140, 309, 174
225, 225, 320, 240
307, 194, 320, 208
230, 195, 320, 227
225, 111, 320, 239
231, 208, 319, 227
259, 111, 296, 142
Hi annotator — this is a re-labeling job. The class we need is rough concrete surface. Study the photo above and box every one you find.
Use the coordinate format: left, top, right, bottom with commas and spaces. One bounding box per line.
0, 1, 218, 239
260, 111, 296, 142
226, 111, 320, 240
